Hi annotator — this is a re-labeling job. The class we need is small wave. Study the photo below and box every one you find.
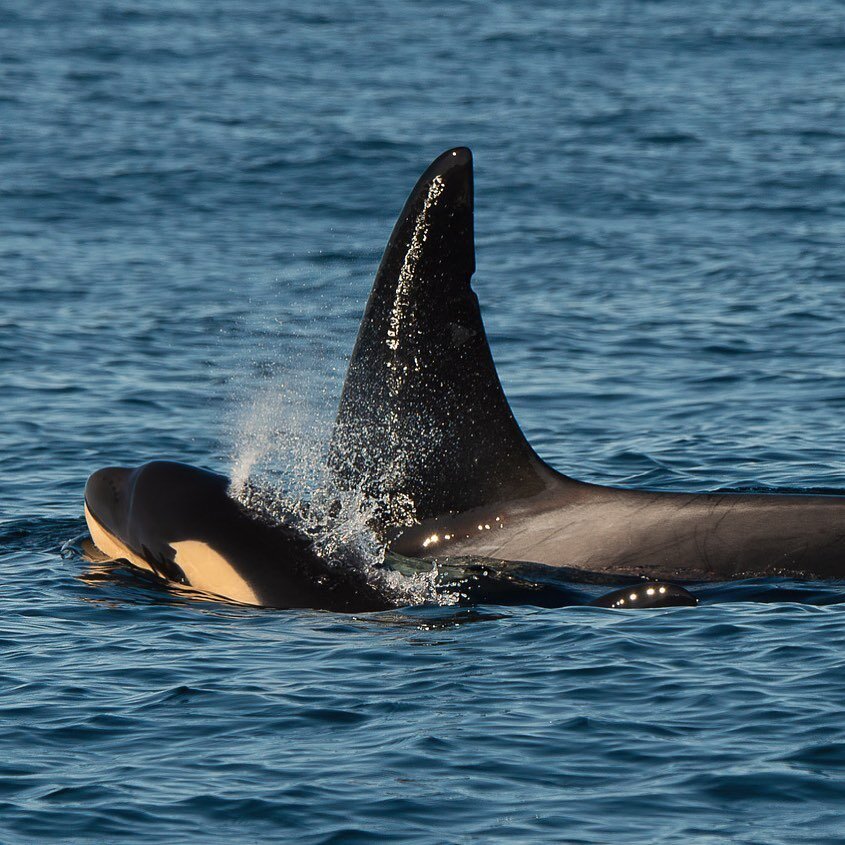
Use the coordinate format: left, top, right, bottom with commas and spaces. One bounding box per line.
1, 516, 85, 553
640, 131, 701, 145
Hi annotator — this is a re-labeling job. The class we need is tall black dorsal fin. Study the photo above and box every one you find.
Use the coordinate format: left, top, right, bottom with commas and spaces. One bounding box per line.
330, 148, 560, 530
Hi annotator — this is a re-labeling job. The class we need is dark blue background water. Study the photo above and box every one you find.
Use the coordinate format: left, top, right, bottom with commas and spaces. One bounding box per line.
4, 1, 845, 842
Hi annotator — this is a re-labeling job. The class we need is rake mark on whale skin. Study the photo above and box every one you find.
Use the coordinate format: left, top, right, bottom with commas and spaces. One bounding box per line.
387, 174, 445, 359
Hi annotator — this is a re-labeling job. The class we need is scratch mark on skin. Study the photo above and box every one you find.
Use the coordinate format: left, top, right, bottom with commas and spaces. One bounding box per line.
386, 175, 446, 363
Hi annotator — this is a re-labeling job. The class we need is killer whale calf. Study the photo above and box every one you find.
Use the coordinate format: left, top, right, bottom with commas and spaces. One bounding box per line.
84, 462, 394, 612
84, 147, 845, 610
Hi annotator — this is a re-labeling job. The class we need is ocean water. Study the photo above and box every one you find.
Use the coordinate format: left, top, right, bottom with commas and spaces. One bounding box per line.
4, 0, 845, 841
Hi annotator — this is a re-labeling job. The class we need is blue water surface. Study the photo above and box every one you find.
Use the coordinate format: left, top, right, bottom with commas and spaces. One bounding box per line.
4, 1, 845, 842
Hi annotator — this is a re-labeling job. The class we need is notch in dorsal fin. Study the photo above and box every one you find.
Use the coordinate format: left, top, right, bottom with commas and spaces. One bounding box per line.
330, 148, 561, 530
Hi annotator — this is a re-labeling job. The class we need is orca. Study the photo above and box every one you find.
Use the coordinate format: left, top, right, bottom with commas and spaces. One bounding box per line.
82, 147, 844, 610
83, 461, 393, 611
331, 147, 845, 583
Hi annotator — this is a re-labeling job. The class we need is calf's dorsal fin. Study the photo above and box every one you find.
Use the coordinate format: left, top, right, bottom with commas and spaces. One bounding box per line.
330, 148, 564, 529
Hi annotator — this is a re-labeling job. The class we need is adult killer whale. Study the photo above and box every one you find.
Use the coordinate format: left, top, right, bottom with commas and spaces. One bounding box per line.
84, 147, 845, 610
